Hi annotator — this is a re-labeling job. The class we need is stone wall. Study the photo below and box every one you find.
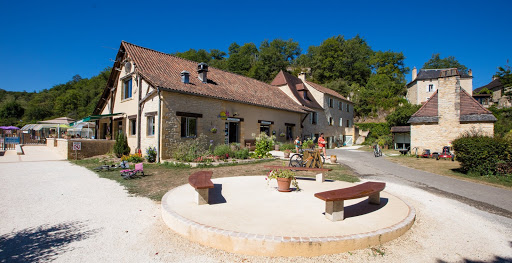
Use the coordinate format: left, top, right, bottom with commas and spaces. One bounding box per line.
66, 139, 115, 160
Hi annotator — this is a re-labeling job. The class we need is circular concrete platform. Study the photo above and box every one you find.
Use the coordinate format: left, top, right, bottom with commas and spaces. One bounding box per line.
161, 176, 415, 257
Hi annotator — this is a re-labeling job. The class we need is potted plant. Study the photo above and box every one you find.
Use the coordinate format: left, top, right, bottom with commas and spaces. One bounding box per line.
267, 169, 299, 192
330, 155, 337, 163
283, 149, 291, 158
279, 132, 286, 138
210, 127, 217, 134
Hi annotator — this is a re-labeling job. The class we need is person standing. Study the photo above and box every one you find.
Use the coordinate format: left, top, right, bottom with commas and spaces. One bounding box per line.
294, 136, 301, 153
318, 133, 326, 156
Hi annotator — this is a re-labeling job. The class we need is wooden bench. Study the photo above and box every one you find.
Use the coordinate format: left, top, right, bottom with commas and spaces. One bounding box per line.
314, 182, 386, 221
264, 165, 332, 182
188, 171, 214, 205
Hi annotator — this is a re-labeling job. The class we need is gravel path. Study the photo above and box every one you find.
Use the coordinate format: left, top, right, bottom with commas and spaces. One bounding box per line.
1, 146, 511, 262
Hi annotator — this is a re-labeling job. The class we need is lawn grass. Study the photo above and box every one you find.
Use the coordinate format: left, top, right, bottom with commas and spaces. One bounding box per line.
75, 158, 359, 201
388, 155, 512, 188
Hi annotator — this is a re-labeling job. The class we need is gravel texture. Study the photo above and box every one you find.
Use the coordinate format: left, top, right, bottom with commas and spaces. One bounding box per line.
1, 147, 511, 262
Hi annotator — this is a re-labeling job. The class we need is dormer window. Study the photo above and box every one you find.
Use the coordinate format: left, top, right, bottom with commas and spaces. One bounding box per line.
303, 91, 309, 100
123, 78, 132, 99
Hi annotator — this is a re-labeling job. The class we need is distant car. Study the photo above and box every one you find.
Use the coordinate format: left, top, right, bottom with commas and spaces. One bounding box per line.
436, 146, 455, 161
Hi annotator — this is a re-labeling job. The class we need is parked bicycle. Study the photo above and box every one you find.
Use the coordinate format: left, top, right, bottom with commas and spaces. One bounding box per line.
289, 147, 325, 167
373, 144, 382, 157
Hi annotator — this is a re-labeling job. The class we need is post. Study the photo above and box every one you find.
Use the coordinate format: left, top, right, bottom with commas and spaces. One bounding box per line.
325, 200, 345, 221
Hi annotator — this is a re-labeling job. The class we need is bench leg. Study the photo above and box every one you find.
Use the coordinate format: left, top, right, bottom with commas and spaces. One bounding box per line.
195, 188, 209, 205
316, 172, 325, 183
369, 192, 380, 205
325, 200, 344, 221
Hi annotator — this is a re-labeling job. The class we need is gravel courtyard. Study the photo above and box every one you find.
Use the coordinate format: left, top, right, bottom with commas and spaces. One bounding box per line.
0, 146, 511, 262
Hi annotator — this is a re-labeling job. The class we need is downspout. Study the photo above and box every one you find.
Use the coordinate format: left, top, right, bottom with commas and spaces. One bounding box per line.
157, 87, 161, 163
137, 74, 142, 152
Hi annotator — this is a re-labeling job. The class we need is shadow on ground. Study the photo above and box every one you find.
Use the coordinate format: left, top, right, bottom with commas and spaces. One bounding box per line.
0, 221, 99, 262
344, 198, 388, 219
437, 256, 512, 263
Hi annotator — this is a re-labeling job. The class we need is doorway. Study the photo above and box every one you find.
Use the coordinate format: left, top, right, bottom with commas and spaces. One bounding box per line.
225, 121, 239, 144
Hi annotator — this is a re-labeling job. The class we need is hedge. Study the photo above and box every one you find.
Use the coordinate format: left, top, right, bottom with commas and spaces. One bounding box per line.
452, 134, 512, 176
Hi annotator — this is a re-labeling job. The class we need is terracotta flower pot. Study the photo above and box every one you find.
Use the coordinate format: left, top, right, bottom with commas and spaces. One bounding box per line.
330, 155, 337, 163
276, 177, 292, 192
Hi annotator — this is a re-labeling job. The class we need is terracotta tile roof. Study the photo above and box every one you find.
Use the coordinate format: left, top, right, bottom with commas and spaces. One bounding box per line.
304, 81, 351, 102
122, 42, 306, 113
271, 71, 322, 110
409, 88, 497, 123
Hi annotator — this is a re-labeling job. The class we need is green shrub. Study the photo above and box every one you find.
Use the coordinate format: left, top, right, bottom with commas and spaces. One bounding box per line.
113, 133, 130, 158
280, 143, 296, 151
356, 123, 390, 145
234, 148, 249, 159
214, 144, 233, 158
171, 134, 209, 162
302, 138, 315, 149
452, 131, 512, 176
254, 132, 275, 158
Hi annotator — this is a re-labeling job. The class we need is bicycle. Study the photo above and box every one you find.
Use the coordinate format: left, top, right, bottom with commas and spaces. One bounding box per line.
289, 148, 325, 167
373, 144, 382, 157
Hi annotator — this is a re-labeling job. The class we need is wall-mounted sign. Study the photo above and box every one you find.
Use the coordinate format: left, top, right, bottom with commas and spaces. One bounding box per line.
218, 111, 229, 120
260, 121, 272, 125
226, 117, 240, 122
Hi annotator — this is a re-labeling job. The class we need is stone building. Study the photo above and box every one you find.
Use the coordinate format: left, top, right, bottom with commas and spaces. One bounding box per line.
473, 77, 511, 108
92, 42, 318, 162
270, 71, 355, 147
406, 67, 473, 105
408, 69, 496, 153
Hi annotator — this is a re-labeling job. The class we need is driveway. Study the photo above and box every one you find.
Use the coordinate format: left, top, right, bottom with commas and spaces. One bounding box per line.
327, 147, 512, 218
0, 146, 511, 262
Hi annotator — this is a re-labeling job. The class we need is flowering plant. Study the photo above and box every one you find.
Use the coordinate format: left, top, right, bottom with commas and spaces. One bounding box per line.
266, 169, 299, 190
210, 127, 217, 133
279, 132, 286, 137
145, 146, 157, 163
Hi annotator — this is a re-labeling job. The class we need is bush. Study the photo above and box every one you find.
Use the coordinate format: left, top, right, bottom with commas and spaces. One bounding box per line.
121, 153, 144, 163
356, 123, 390, 145
145, 146, 157, 163
171, 134, 209, 162
254, 132, 274, 158
452, 131, 512, 176
113, 133, 130, 158
214, 144, 233, 159
280, 143, 296, 151
234, 148, 249, 159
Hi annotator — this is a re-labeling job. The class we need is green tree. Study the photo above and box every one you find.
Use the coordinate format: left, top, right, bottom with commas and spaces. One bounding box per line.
113, 132, 130, 157
495, 65, 511, 87
227, 42, 258, 76
370, 51, 409, 85
385, 103, 422, 127
0, 100, 25, 119
423, 53, 468, 74
249, 39, 301, 82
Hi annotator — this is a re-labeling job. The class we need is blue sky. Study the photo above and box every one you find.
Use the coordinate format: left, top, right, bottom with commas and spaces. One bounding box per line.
1, 0, 510, 93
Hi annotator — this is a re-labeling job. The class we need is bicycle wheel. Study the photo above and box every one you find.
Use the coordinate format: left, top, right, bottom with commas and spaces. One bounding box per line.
289, 154, 303, 167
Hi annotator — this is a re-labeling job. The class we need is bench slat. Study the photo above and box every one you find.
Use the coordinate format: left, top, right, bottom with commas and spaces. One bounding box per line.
264, 165, 331, 172
314, 182, 385, 202
189, 171, 214, 189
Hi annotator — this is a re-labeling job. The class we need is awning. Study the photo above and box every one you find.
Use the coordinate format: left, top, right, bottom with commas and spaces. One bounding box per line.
71, 113, 124, 126
33, 124, 58, 131
21, 124, 38, 131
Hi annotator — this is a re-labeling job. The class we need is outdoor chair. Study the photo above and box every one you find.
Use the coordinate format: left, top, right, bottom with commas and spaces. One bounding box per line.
120, 163, 144, 179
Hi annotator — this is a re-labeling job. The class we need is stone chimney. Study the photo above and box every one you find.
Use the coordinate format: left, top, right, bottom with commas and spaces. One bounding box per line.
438, 73, 461, 126
412, 67, 417, 81
468, 69, 472, 76
197, 62, 208, 83
298, 72, 306, 81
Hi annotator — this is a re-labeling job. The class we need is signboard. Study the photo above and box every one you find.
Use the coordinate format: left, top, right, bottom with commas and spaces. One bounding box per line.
5, 137, 20, 144
72, 142, 82, 151
226, 117, 240, 122
260, 121, 272, 125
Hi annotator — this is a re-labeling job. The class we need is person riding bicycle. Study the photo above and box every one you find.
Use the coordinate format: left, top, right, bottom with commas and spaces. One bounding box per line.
318, 133, 327, 157
294, 136, 301, 153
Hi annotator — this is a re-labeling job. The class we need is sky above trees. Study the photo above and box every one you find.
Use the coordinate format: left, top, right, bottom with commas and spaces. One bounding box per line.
0, 0, 511, 93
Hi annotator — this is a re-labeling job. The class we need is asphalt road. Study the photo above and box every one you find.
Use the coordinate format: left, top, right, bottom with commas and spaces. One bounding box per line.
328, 147, 512, 219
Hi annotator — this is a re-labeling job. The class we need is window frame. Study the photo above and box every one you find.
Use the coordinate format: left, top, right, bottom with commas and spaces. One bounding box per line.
181, 116, 197, 138
129, 119, 136, 136
147, 116, 155, 136
123, 78, 133, 100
